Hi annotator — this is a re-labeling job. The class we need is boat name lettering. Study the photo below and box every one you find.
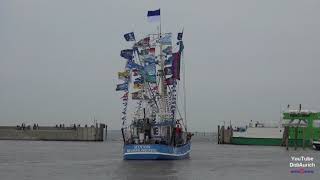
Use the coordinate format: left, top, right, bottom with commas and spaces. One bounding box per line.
126, 145, 157, 152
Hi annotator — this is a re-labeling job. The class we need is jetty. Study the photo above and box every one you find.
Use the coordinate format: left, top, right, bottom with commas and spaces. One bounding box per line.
0, 123, 107, 141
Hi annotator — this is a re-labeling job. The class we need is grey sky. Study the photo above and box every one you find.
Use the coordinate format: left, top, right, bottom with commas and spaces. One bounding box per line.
1, 0, 320, 131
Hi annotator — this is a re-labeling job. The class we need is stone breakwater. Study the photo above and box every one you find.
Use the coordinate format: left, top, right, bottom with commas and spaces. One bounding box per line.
0, 124, 107, 141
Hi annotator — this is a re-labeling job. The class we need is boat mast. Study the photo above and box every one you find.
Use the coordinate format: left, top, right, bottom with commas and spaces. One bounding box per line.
182, 49, 187, 131
159, 13, 167, 117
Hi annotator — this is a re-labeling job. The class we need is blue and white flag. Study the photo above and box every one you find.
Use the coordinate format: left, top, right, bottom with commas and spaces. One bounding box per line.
158, 33, 172, 45
124, 32, 135, 41
145, 63, 156, 76
116, 83, 128, 91
177, 31, 183, 40
147, 9, 160, 22
165, 56, 173, 65
120, 49, 134, 60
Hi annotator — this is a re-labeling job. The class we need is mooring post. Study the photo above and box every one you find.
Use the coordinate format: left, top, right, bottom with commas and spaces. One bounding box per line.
217, 125, 220, 144
294, 126, 298, 150
286, 127, 289, 150
302, 127, 305, 149
221, 126, 225, 144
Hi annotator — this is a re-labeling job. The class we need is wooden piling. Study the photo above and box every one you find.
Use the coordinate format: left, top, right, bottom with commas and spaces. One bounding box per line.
217, 125, 220, 144
221, 126, 225, 144
294, 126, 298, 150
282, 126, 289, 150
302, 127, 305, 149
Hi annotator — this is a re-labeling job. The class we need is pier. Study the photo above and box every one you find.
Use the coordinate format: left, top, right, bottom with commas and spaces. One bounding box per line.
0, 123, 107, 141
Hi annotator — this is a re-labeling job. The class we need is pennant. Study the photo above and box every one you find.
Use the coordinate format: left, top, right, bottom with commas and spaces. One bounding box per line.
118, 70, 130, 80
162, 46, 172, 55
124, 32, 135, 41
134, 37, 150, 48
120, 49, 134, 60
172, 52, 181, 80
116, 83, 128, 91
121, 92, 129, 99
147, 9, 160, 22
164, 67, 172, 75
131, 91, 143, 100
158, 33, 172, 45
133, 83, 143, 89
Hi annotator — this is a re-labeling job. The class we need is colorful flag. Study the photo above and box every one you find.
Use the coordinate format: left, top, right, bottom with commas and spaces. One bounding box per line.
164, 67, 172, 75
165, 56, 173, 65
162, 46, 172, 55
145, 63, 156, 76
148, 48, 155, 55
118, 70, 130, 80
138, 49, 148, 56
133, 83, 143, 90
177, 31, 183, 40
126, 60, 143, 70
134, 37, 150, 48
172, 52, 181, 80
177, 41, 184, 53
145, 75, 156, 83
147, 9, 160, 22
121, 92, 129, 99
132, 69, 139, 76
116, 83, 128, 91
143, 55, 156, 64
152, 85, 158, 91
131, 91, 143, 100
165, 77, 174, 85
120, 49, 134, 60
124, 32, 135, 41
158, 33, 172, 45
134, 77, 144, 84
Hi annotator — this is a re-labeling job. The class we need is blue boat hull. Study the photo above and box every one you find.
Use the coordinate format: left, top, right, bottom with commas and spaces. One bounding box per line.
123, 143, 191, 160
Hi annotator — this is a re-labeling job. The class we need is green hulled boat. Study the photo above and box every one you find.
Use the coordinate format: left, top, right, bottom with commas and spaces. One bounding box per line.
231, 108, 320, 148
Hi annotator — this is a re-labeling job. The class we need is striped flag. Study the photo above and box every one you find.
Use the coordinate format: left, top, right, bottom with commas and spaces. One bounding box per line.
147, 9, 160, 22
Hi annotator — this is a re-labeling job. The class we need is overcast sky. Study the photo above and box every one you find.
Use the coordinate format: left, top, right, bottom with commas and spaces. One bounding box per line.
1, 0, 320, 131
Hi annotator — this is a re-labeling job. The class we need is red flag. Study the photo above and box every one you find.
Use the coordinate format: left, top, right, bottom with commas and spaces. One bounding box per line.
149, 48, 155, 55
172, 52, 181, 80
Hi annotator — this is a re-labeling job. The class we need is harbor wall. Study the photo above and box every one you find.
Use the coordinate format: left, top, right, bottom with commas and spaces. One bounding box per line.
0, 125, 107, 141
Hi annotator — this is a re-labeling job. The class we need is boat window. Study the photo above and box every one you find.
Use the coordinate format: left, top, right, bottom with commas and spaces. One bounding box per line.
313, 120, 320, 127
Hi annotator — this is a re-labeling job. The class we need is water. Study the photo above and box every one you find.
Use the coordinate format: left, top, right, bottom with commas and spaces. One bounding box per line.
0, 131, 318, 180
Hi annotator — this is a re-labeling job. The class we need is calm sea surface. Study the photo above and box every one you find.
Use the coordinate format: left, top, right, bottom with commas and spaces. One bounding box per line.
0, 131, 318, 180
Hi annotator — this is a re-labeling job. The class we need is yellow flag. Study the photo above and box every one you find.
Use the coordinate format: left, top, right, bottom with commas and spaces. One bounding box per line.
118, 70, 130, 79
133, 83, 143, 89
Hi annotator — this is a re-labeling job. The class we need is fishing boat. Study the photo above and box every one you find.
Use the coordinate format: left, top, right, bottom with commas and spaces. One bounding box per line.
116, 9, 191, 160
